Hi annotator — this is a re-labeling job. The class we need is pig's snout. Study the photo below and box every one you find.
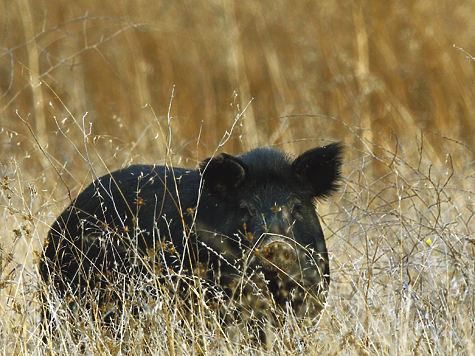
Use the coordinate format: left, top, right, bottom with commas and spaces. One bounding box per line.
256, 239, 297, 271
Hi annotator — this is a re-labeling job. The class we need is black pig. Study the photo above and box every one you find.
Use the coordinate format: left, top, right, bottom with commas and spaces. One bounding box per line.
40, 143, 343, 336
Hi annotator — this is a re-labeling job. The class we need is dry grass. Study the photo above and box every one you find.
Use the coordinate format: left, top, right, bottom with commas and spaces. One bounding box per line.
1, 0, 475, 354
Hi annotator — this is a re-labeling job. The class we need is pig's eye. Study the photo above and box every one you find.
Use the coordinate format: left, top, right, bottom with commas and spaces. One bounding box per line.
247, 205, 259, 217
292, 201, 304, 216
239, 201, 258, 217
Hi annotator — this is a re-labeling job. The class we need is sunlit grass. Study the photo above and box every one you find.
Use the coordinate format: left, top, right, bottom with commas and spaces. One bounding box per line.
1, 119, 474, 354
1, 0, 475, 354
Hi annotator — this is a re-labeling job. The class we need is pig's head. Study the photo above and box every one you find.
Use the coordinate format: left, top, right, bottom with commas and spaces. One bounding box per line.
199, 143, 343, 317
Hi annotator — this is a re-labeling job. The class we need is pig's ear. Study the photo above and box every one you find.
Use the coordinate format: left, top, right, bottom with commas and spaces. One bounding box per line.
200, 153, 247, 200
292, 142, 343, 198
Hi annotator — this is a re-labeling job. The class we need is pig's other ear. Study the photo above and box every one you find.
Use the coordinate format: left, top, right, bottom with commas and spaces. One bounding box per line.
200, 153, 247, 200
292, 142, 343, 198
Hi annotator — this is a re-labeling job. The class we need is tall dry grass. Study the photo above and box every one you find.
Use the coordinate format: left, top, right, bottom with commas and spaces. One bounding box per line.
1, 0, 474, 354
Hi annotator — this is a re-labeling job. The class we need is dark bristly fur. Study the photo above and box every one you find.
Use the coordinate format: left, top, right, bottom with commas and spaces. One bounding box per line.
40, 143, 343, 342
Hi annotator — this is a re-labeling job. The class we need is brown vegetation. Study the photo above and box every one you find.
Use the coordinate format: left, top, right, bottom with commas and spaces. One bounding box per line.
1, 0, 474, 354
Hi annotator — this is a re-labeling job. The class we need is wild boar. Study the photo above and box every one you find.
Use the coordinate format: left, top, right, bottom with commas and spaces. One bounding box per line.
40, 143, 343, 339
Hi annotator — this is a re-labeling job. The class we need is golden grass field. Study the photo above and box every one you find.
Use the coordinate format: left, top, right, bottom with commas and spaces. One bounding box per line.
1, 0, 475, 354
